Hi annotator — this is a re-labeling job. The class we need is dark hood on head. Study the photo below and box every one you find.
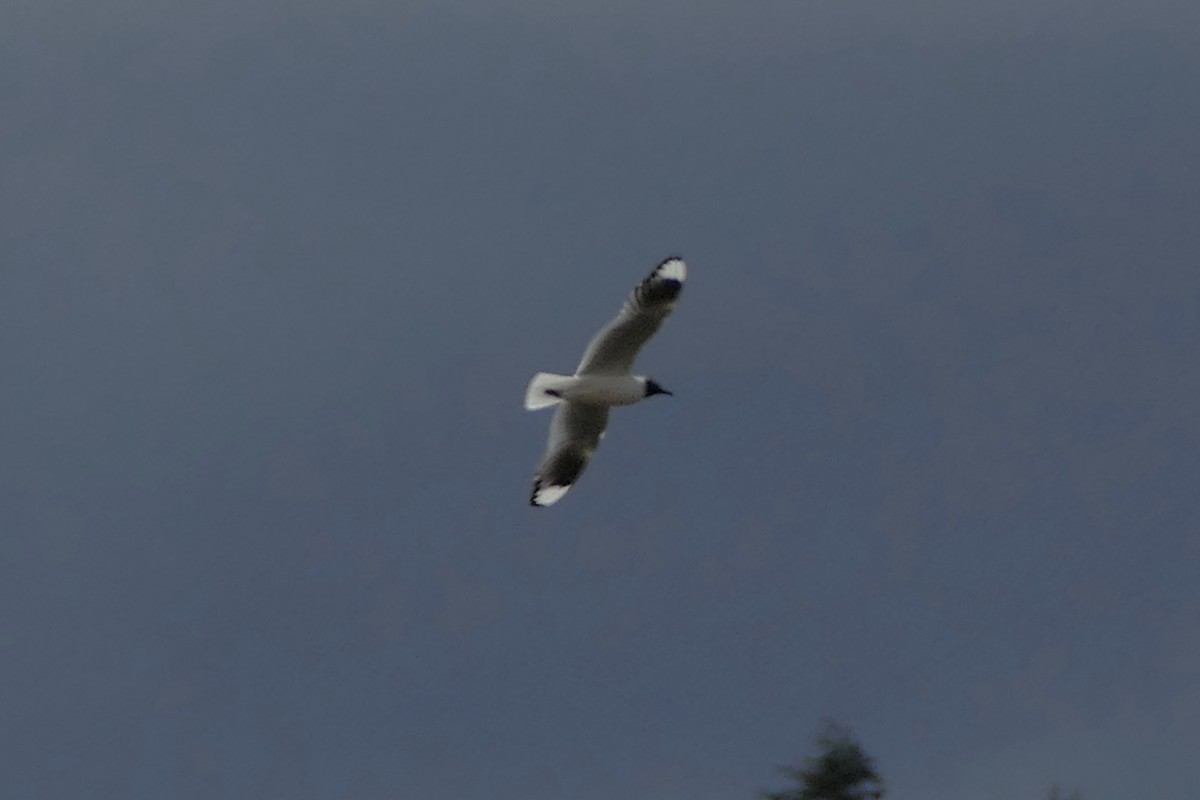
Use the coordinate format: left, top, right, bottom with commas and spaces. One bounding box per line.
644, 379, 673, 397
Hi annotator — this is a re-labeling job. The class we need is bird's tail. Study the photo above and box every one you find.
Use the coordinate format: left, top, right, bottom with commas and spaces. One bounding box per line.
524, 372, 574, 410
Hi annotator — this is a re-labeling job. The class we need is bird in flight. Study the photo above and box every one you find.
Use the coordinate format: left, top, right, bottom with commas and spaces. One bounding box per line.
525, 256, 687, 506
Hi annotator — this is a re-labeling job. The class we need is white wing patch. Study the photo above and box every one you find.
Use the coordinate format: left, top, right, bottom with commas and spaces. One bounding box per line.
531, 483, 571, 507
656, 257, 686, 283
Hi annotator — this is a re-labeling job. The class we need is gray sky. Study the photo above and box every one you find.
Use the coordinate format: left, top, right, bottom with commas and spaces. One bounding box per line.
3, 1, 1199, 798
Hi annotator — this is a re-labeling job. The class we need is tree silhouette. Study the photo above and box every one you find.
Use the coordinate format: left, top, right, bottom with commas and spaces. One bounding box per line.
761, 721, 884, 800
1046, 785, 1084, 800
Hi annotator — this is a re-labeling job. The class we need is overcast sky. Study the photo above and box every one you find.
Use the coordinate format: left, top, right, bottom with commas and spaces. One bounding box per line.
3, 1, 1199, 798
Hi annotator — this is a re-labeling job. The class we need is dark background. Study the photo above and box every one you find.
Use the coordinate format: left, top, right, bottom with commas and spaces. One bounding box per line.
3, 1, 1198, 797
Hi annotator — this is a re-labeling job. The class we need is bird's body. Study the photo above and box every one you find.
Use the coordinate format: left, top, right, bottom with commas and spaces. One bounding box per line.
525, 257, 686, 506
525, 373, 652, 409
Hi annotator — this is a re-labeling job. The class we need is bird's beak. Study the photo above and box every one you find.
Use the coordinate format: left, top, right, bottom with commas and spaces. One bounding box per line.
659, 387, 673, 396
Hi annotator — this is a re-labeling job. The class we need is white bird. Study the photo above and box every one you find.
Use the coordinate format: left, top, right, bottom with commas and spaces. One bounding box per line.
525, 256, 687, 506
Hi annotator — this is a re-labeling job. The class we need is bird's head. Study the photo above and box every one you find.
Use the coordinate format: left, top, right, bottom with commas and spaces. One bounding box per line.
643, 378, 673, 398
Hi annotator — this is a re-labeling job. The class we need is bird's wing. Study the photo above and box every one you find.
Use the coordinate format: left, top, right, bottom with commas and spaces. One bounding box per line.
575, 257, 687, 376
530, 402, 611, 506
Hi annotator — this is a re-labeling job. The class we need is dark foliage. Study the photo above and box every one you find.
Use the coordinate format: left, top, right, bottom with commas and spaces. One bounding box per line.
761, 722, 884, 800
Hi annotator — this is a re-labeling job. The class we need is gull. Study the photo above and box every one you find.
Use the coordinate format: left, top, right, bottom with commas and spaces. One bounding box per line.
525, 256, 687, 506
